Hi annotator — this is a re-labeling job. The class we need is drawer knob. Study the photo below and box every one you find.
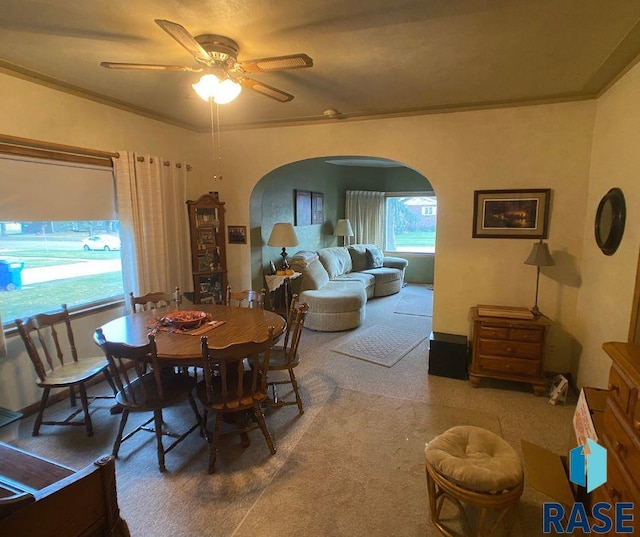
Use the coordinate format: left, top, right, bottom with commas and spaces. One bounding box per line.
608, 383, 619, 394
634, 420, 640, 432
614, 441, 627, 456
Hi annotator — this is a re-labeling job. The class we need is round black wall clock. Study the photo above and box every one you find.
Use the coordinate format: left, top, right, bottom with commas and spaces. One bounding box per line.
595, 187, 626, 256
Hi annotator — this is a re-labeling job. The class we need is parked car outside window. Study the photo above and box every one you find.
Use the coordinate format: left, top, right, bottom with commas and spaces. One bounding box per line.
81, 234, 121, 251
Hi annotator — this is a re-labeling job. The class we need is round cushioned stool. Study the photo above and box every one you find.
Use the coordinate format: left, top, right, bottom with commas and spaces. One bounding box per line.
424, 426, 524, 536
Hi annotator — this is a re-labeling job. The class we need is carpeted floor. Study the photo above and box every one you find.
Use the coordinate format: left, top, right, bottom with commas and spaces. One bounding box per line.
7, 285, 577, 536
233, 387, 500, 537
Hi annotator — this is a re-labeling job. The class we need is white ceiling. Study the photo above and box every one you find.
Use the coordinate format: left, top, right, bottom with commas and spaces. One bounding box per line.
2, 0, 640, 132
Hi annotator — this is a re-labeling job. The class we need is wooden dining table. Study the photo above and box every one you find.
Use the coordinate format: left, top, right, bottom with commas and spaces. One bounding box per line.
96, 304, 286, 367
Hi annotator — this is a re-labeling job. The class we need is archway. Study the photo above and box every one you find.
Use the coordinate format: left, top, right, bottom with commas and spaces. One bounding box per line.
248, 155, 436, 292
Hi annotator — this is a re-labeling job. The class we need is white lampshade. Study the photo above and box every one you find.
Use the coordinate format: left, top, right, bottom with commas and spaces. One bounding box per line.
333, 219, 354, 237
267, 223, 299, 247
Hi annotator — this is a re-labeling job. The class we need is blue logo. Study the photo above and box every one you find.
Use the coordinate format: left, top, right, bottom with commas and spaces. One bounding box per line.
543, 440, 634, 533
569, 438, 607, 492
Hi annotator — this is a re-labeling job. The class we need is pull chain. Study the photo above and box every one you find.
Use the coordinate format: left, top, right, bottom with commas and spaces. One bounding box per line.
209, 99, 223, 181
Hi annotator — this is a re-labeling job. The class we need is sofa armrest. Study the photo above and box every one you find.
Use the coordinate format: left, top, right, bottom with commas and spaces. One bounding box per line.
383, 256, 409, 270
383, 256, 408, 286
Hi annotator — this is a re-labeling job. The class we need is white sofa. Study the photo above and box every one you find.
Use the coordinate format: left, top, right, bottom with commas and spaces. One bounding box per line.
289, 244, 408, 331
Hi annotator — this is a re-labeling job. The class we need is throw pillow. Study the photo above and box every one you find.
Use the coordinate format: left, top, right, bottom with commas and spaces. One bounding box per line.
347, 245, 369, 272
366, 246, 384, 268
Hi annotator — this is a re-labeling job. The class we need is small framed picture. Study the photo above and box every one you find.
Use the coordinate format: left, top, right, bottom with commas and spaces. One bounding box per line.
312, 191, 324, 224
228, 225, 247, 244
472, 189, 551, 239
294, 189, 312, 226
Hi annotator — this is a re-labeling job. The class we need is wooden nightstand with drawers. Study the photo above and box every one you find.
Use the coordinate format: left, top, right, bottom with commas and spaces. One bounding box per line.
469, 306, 550, 396
594, 341, 640, 530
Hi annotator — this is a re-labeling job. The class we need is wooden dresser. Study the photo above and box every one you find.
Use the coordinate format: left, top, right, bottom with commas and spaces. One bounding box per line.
469, 306, 550, 395
594, 342, 640, 530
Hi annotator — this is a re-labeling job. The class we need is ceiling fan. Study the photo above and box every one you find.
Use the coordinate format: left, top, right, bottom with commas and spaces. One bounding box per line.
101, 19, 313, 103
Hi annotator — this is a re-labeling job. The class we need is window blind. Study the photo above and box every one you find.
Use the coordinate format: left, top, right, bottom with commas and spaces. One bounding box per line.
0, 155, 116, 221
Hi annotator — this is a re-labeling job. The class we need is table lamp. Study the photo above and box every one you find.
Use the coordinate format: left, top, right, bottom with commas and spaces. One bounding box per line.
334, 218, 354, 246
267, 222, 299, 269
524, 239, 555, 316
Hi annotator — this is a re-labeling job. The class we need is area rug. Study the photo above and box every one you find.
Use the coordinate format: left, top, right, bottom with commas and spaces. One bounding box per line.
233, 387, 502, 537
393, 292, 433, 317
332, 325, 426, 367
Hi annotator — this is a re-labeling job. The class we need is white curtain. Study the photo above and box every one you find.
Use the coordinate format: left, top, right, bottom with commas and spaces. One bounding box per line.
345, 190, 385, 245
113, 152, 190, 305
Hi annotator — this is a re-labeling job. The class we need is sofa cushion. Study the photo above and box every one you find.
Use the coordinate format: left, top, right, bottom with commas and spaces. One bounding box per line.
366, 245, 384, 268
318, 247, 352, 279
289, 252, 329, 291
334, 272, 375, 289
361, 267, 400, 284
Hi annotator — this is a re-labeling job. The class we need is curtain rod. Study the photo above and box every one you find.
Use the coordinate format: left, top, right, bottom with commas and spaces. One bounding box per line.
0, 133, 117, 168
132, 155, 192, 171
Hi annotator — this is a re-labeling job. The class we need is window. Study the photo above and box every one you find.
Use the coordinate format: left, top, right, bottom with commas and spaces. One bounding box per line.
0, 221, 123, 324
385, 194, 437, 253
0, 142, 122, 325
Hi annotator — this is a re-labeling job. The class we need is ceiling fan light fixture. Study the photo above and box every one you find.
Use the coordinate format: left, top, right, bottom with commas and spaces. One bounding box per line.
192, 74, 241, 104
214, 78, 242, 104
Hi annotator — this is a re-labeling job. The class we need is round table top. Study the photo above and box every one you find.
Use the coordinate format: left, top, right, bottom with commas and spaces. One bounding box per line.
96, 304, 286, 366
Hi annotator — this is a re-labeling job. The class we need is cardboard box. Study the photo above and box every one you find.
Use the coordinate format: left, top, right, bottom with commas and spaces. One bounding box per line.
573, 387, 607, 447
522, 387, 607, 508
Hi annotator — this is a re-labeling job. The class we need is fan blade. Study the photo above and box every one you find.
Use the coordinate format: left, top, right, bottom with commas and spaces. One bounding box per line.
154, 19, 211, 64
101, 62, 203, 72
237, 53, 313, 73
239, 78, 294, 102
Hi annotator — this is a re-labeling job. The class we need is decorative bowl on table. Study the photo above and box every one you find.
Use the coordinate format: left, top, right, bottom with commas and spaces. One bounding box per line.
160, 310, 207, 329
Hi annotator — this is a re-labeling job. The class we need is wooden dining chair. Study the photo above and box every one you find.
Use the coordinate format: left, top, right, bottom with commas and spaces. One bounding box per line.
93, 328, 200, 473
129, 286, 181, 313
197, 326, 276, 474
15, 305, 117, 437
252, 302, 309, 415
281, 293, 299, 351
224, 286, 265, 309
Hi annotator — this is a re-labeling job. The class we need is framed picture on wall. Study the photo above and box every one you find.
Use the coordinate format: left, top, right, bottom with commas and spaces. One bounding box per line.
472, 188, 551, 239
311, 192, 324, 224
227, 225, 247, 244
294, 189, 312, 226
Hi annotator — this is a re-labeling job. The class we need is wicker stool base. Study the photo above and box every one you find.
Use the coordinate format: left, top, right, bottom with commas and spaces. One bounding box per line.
425, 461, 524, 537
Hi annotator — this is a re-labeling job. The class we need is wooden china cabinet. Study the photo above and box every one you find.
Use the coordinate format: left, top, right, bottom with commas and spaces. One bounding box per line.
186, 192, 227, 304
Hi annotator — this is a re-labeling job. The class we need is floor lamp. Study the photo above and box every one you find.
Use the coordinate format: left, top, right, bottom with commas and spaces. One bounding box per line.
524, 240, 555, 316
334, 219, 354, 246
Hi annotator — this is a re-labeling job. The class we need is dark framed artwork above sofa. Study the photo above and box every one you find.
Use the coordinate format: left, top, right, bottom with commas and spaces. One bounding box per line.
472, 188, 551, 239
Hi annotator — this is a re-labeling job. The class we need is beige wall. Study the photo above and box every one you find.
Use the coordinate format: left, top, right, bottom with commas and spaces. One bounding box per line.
2, 60, 637, 410
575, 61, 640, 388
212, 104, 595, 377
0, 73, 208, 410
